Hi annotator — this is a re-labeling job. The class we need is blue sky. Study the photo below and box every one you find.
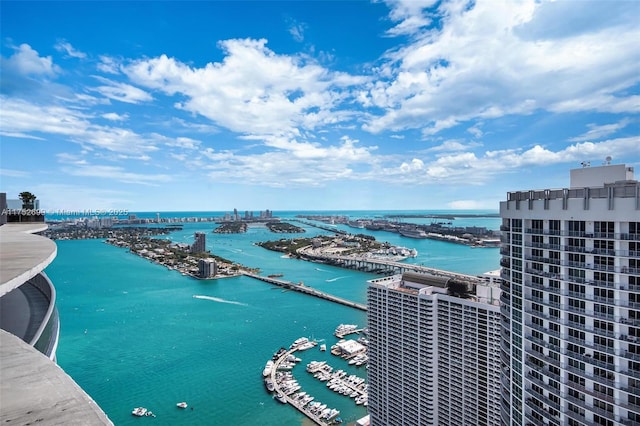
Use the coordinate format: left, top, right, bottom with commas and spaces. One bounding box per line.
1, 0, 638, 212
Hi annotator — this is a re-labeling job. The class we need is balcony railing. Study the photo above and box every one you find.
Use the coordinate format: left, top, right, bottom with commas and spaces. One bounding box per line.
525, 384, 561, 410
564, 348, 616, 370
524, 398, 560, 423
525, 228, 561, 236
526, 255, 561, 265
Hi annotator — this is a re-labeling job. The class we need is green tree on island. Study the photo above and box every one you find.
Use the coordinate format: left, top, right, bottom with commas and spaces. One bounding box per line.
19, 191, 37, 209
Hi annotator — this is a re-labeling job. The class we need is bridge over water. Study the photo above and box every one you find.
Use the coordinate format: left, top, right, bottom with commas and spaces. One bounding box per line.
241, 272, 367, 311
298, 250, 483, 286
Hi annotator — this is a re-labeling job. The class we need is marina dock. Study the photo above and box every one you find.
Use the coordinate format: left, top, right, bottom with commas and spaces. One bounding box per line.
267, 342, 344, 425
242, 272, 367, 311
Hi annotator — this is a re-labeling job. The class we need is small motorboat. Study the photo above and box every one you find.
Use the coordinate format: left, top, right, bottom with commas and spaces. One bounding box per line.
176, 401, 188, 409
132, 407, 147, 416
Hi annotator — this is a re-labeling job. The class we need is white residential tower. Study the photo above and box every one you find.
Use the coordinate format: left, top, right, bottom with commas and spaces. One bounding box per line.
499, 163, 640, 426
367, 271, 502, 426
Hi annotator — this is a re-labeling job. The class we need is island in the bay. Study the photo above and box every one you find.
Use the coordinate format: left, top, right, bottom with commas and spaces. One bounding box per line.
40, 208, 499, 281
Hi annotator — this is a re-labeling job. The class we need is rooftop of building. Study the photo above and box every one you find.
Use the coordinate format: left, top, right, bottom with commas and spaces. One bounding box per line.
369, 271, 501, 305
506, 163, 638, 202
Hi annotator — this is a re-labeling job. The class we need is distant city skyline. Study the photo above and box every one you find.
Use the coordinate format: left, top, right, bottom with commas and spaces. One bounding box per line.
1, 1, 638, 212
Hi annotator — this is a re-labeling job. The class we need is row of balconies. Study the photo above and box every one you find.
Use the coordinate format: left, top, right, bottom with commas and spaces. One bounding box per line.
527, 277, 635, 292
524, 263, 638, 275
526, 304, 640, 326
523, 268, 638, 288
527, 295, 640, 316
519, 230, 640, 240
525, 398, 560, 424
524, 358, 561, 382
525, 313, 638, 340
526, 345, 640, 387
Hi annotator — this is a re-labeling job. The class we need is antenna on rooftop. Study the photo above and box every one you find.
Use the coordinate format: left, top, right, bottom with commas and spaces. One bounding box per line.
605, 156, 612, 165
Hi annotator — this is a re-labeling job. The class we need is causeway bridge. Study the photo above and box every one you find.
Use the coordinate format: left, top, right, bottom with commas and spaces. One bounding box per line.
298, 250, 483, 285
241, 272, 367, 311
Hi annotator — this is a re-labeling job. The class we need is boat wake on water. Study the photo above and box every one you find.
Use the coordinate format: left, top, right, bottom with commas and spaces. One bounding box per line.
192, 295, 248, 306
325, 276, 347, 282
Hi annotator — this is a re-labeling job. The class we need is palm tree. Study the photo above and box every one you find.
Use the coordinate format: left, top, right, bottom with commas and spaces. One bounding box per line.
18, 191, 36, 209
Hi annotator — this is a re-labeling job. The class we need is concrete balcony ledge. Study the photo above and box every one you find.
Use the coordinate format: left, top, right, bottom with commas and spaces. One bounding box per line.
0, 329, 112, 425
0, 224, 57, 296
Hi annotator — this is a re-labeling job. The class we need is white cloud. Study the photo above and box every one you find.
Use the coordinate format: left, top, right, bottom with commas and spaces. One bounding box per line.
363, 0, 640, 135
1, 43, 58, 76
63, 164, 172, 186
57, 152, 88, 165
31, 183, 133, 211
123, 38, 366, 136
0, 97, 158, 154
54, 40, 87, 59
287, 19, 307, 42
177, 134, 378, 188
382, 0, 438, 36
97, 55, 121, 74
102, 112, 129, 121
371, 135, 639, 186
155, 134, 202, 150
569, 119, 633, 142
0, 168, 30, 178
427, 139, 482, 153
92, 76, 152, 104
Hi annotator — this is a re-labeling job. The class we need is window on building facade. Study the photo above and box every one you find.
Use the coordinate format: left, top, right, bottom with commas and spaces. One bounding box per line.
568, 221, 585, 236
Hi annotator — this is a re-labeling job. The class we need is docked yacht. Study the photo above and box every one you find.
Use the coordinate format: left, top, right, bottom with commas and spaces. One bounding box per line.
263, 360, 274, 377
290, 337, 309, 348
264, 378, 275, 392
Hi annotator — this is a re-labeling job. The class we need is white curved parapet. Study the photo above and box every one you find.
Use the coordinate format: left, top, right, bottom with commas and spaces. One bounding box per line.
0, 329, 113, 425
0, 224, 57, 297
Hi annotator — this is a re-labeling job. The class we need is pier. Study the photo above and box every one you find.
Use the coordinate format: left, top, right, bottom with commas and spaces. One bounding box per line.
268, 343, 344, 425
241, 272, 367, 311
270, 348, 325, 425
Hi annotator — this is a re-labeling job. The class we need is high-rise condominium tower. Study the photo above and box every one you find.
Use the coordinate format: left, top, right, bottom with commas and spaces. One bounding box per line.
367, 271, 502, 426
499, 163, 640, 426
191, 232, 206, 253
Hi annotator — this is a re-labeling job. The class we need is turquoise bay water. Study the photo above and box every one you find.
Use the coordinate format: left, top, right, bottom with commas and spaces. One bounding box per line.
45, 210, 500, 425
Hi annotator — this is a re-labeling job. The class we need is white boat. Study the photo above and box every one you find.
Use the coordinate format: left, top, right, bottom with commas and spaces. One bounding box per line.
328, 408, 340, 419
274, 393, 287, 404
176, 401, 188, 409
399, 228, 428, 239
297, 341, 316, 351
263, 360, 274, 377
290, 337, 309, 348
319, 344, 327, 351
132, 407, 147, 416
264, 378, 275, 392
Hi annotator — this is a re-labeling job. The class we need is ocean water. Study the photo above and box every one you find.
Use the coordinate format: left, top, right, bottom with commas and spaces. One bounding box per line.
45, 210, 500, 425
